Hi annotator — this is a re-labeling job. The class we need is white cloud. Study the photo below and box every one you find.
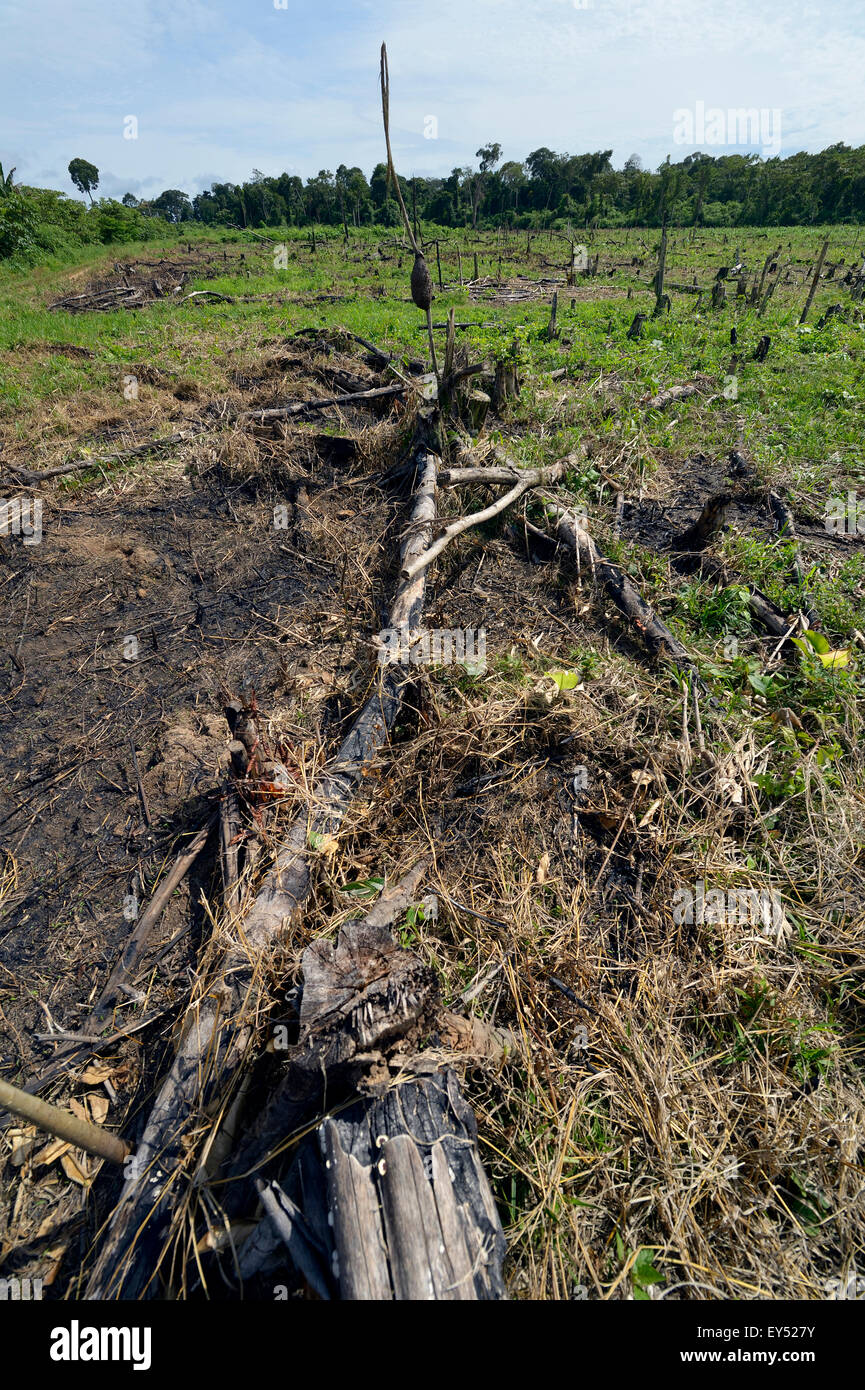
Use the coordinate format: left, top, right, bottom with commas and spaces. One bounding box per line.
1, 0, 863, 196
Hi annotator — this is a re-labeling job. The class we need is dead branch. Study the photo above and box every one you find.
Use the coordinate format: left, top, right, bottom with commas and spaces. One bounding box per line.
645, 375, 714, 412
241, 383, 406, 423
544, 501, 699, 677
402, 454, 574, 580
6, 429, 206, 485
0, 1077, 130, 1165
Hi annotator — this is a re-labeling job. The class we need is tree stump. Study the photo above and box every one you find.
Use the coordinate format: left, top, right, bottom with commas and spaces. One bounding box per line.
462, 388, 491, 434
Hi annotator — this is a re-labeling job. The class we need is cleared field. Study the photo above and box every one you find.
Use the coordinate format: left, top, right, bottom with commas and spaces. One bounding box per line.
0, 222, 863, 1300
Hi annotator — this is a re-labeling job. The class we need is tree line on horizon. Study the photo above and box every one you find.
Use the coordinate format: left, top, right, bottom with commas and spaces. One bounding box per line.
123, 143, 865, 230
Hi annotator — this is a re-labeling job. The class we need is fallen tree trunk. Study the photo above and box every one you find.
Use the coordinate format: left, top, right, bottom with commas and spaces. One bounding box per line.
84, 424, 441, 1299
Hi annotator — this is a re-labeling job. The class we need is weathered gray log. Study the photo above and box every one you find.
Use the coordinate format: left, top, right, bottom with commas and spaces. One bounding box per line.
84, 426, 441, 1299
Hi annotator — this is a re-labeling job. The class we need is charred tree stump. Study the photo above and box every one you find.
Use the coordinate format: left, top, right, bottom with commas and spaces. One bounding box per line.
753, 335, 771, 362
669, 494, 731, 553
462, 389, 491, 434
227, 874, 511, 1300
319, 1076, 506, 1300
493, 357, 520, 410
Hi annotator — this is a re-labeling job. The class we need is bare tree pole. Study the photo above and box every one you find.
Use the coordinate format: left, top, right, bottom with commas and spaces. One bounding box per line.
800, 236, 830, 324
653, 216, 669, 316
380, 43, 439, 381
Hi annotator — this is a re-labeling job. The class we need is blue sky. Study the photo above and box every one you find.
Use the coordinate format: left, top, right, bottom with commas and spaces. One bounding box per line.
2, 0, 864, 202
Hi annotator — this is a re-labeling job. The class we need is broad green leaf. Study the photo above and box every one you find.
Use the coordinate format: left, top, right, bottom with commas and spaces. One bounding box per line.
341, 876, 386, 898
817, 649, 849, 669
547, 669, 580, 692
800, 629, 830, 655
633, 1248, 665, 1286
747, 668, 773, 695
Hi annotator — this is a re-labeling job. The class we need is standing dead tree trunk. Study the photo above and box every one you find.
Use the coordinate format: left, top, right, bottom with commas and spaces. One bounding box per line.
800, 236, 830, 325
84, 424, 442, 1299
653, 220, 669, 316
547, 289, 559, 340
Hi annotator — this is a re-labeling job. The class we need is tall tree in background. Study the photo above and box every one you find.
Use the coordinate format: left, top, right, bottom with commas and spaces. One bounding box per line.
471, 142, 502, 227
151, 189, 192, 222
68, 158, 99, 204
500, 160, 527, 213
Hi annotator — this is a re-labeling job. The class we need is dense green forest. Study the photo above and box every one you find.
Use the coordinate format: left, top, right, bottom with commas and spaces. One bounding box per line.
179, 144, 865, 231
2, 142, 865, 265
